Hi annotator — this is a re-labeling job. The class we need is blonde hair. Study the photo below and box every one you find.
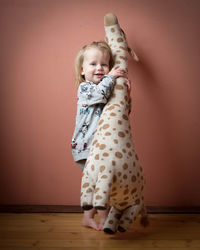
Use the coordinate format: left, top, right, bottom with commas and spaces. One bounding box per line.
75, 41, 114, 86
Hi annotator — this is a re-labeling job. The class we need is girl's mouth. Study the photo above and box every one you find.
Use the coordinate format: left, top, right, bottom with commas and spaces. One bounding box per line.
95, 73, 104, 77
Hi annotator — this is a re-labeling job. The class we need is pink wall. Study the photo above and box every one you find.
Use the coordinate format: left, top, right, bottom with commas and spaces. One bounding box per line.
0, 0, 200, 206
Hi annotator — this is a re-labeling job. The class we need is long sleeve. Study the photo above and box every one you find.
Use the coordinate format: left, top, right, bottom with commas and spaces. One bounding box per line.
78, 75, 115, 106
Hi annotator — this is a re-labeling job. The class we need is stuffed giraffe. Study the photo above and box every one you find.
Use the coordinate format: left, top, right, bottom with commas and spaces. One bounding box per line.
81, 13, 148, 234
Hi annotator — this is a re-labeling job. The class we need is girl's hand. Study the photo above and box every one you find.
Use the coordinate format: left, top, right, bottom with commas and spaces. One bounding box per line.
125, 78, 131, 99
109, 66, 127, 79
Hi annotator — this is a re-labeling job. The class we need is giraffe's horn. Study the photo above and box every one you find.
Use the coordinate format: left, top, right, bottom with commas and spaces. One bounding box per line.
104, 13, 118, 26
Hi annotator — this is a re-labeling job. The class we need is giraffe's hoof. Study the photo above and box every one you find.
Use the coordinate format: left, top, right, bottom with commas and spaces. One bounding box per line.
82, 205, 93, 210
104, 228, 115, 234
118, 226, 126, 232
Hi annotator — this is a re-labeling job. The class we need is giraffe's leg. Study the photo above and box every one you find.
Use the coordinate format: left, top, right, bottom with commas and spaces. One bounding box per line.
140, 204, 149, 227
80, 172, 95, 210
103, 206, 122, 234
118, 203, 142, 232
93, 170, 113, 210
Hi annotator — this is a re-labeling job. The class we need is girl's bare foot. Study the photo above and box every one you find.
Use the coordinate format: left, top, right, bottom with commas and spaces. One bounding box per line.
98, 218, 106, 230
97, 208, 109, 230
82, 208, 99, 230
82, 217, 99, 230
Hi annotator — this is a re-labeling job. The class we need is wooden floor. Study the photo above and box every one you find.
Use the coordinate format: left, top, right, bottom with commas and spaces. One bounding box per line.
0, 213, 200, 249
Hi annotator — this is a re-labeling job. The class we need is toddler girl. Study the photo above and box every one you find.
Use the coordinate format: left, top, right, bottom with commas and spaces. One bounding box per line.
71, 41, 129, 230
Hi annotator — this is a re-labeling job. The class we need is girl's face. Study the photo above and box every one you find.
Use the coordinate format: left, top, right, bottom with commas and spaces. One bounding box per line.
81, 47, 110, 84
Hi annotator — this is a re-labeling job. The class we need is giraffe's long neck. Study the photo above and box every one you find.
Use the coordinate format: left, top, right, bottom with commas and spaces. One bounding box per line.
108, 77, 129, 105
105, 24, 129, 106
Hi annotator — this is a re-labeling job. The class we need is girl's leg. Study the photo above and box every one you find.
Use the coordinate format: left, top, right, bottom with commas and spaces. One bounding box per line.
97, 206, 110, 230
82, 208, 99, 230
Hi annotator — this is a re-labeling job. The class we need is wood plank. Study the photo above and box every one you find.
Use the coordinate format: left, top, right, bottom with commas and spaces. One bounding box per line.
0, 213, 200, 249
0, 239, 200, 248
1, 248, 200, 250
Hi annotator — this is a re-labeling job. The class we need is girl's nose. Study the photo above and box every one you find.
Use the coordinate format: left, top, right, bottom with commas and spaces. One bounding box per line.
97, 64, 103, 70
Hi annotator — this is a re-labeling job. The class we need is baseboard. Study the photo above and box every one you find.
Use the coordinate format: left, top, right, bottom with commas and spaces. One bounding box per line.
0, 205, 82, 213
0, 205, 200, 213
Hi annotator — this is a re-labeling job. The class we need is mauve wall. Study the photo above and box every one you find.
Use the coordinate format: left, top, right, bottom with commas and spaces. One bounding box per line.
0, 0, 200, 206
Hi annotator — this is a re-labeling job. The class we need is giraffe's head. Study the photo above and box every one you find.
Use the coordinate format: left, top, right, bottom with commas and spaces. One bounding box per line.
104, 13, 139, 69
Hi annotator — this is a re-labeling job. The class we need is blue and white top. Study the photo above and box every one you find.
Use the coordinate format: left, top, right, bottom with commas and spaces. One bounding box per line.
71, 74, 115, 163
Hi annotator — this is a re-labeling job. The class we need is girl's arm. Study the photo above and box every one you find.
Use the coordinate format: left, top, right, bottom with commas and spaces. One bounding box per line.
78, 75, 115, 106
78, 66, 127, 106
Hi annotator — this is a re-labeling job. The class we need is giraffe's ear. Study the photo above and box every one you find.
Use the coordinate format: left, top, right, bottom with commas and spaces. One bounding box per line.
120, 28, 139, 62
128, 47, 139, 62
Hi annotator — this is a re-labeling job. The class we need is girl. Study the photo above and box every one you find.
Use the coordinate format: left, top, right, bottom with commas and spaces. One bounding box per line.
71, 41, 130, 230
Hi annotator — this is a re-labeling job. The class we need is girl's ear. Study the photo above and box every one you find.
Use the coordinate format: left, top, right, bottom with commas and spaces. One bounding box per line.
81, 67, 85, 76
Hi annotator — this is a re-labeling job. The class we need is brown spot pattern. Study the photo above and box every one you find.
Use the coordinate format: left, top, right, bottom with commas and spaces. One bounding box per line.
135, 199, 140, 204
94, 187, 100, 193
118, 120, 122, 125
96, 195, 103, 200
99, 144, 106, 150
95, 154, 99, 160
113, 175, 117, 182
118, 172, 121, 176
123, 163, 128, 169
110, 192, 117, 197
128, 152, 132, 156
103, 124, 110, 129
103, 152, 109, 157
132, 175, 136, 182
119, 46, 127, 51
108, 105, 115, 110
99, 119, 104, 125
86, 188, 93, 193
120, 55, 127, 60
115, 152, 123, 158
92, 139, 97, 145
119, 202, 128, 207
105, 132, 111, 136
115, 84, 124, 90
117, 37, 123, 42
131, 188, 137, 194
83, 183, 89, 188
100, 166, 105, 172
118, 131, 125, 137
124, 189, 129, 195
101, 175, 108, 179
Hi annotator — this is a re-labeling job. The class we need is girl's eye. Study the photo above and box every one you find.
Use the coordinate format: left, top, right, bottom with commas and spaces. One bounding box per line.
90, 63, 96, 66
102, 64, 108, 67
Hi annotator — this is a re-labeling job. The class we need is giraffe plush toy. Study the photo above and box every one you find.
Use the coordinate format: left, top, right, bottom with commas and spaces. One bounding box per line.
81, 13, 148, 234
